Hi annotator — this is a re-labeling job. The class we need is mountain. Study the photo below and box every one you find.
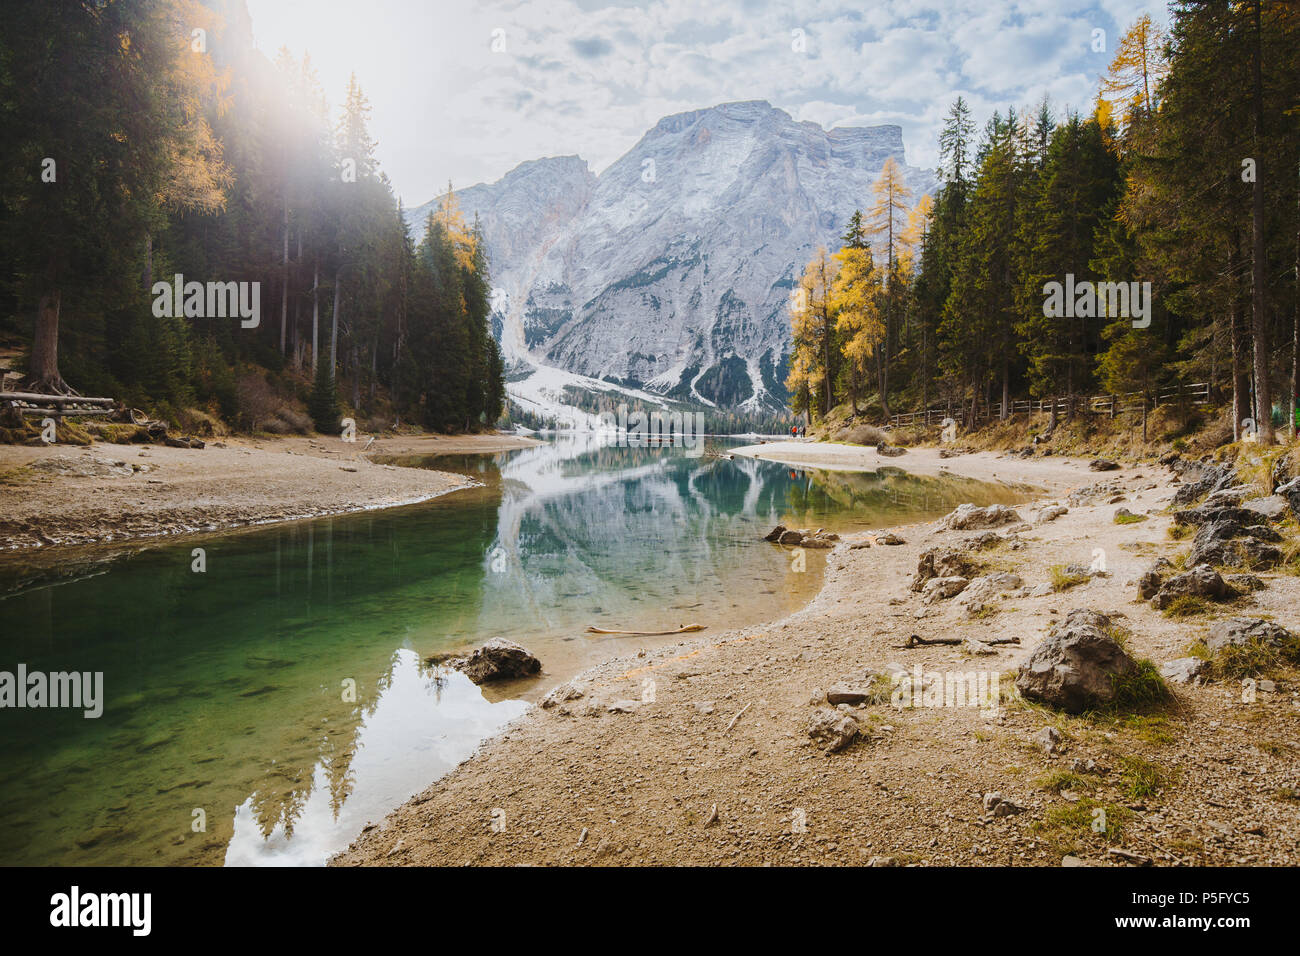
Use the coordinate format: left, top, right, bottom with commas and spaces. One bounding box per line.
407, 100, 936, 415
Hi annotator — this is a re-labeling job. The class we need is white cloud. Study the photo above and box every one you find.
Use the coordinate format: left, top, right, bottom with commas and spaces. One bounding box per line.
245, 0, 1170, 204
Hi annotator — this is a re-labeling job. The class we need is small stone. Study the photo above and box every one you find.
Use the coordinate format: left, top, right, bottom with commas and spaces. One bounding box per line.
806, 707, 860, 753
1159, 657, 1207, 685
1035, 726, 1063, 755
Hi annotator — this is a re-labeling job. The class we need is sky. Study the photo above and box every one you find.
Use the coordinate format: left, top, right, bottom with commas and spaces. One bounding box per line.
243, 0, 1170, 207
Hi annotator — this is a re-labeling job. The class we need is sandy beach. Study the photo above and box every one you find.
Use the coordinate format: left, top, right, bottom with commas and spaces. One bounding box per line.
333, 448, 1300, 867
0, 432, 540, 551
732, 440, 1087, 486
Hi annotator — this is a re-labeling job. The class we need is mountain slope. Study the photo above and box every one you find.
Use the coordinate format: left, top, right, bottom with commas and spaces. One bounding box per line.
407, 101, 936, 414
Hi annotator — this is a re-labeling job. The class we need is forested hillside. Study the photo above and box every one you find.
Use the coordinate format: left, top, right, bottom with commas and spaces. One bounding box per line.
0, 0, 504, 436
789, 3, 1300, 445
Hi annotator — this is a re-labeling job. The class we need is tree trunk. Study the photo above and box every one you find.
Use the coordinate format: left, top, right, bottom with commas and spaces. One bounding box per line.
330, 269, 341, 382
1230, 230, 1249, 441
293, 297, 302, 372
370, 337, 378, 402
1000, 356, 1009, 421
1250, 0, 1273, 442
1292, 159, 1299, 436
877, 344, 891, 419
351, 343, 360, 409
311, 259, 320, 376
921, 321, 929, 412
142, 233, 153, 294
26, 255, 67, 394
280, 199, 289, 355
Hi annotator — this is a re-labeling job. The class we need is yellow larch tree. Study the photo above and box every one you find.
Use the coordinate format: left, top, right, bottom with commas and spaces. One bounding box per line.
831, 245, 883, 415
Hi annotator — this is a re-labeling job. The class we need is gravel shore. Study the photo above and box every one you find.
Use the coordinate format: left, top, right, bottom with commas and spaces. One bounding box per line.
333, 449, 1300, 867
0, 433, 539, 551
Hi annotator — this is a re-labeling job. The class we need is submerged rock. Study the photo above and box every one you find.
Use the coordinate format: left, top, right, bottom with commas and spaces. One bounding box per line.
455, 638, 542, 684
764, 526, 839, 548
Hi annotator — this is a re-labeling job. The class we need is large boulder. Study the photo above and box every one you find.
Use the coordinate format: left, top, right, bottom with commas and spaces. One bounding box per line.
963, 531, 1005, 550
1169, 459, 1236, 507
1241, 495, 1288, 520
1193, 517, 1282, 544
1150, 564, 1233, 609
912, 547, 976, 591
455, 638, 542, 683
1205, 618, 1295, 653
921, 575, 970, 604
942, 503, 1023, 531
1187, 535, 1282, 571
1277, 476, 1300, 521
1015, 610, 1138, 714
1171, 505, 1260, 528
959, 572, 1024, 615
1137, 557, 1173, 600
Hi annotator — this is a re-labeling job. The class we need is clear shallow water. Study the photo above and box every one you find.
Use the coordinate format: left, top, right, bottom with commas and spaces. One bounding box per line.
0, 437, 1032, 866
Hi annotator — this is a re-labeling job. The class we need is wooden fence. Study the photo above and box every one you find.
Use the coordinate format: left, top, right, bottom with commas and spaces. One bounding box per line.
887, 382, 1211, 428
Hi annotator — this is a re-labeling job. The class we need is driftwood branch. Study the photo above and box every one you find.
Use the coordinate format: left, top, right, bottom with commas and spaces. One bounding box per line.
903, 634, 1021, 648
586, 623, 706, 636
725, 702, 751, 734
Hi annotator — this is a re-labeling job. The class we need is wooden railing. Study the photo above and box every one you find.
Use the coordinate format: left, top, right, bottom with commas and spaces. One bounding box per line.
887, 382, 1211, 428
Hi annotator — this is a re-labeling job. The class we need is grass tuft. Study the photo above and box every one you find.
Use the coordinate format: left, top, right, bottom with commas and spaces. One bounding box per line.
1118, 754, 1175, 800
1050, 564, 1089, 592
1110, 659, 1171, 710
1114, 512, 1148, 525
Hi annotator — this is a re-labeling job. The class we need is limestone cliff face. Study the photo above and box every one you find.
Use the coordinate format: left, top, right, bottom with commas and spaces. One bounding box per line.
408, 101, 935, 411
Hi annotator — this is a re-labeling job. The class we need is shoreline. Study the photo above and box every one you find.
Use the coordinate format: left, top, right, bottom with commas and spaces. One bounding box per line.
332, 449, 1300, 867
0, 432, 541, 553
730, 440, 1089, 489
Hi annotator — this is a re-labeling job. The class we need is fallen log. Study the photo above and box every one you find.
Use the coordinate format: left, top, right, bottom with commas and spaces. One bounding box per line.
903, 634, 1021, 648
0, 391, 115, 405
585, 623, 707, 636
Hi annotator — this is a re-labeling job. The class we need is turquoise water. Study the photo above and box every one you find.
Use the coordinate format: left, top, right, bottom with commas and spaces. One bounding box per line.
0, 438, 1031, 865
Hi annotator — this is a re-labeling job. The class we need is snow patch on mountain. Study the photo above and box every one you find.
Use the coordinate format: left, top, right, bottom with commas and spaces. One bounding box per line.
408, 100, 936, 414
